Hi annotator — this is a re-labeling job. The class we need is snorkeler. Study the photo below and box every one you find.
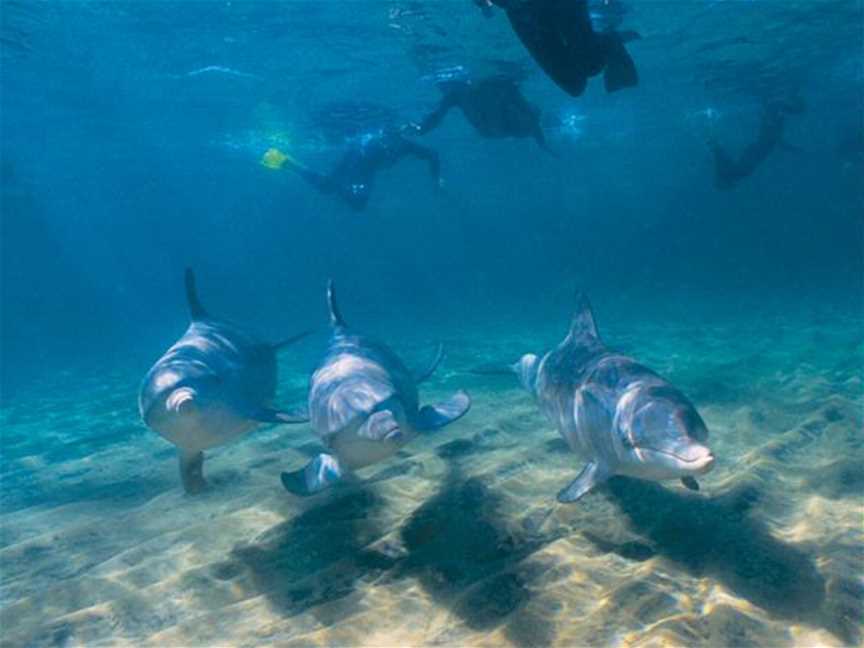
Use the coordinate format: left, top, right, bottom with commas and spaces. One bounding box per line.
414, 74, 551, 151
478, 0, 640, 98
262, 126, 441, 212
708, 98, 807, 191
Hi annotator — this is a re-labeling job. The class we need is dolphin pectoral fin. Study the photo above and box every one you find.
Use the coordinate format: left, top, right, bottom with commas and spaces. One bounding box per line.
681, 476, 700, 491
251, 406, 309, 424
358, 410, 402, 442
416, 390, 471, 431
281, 453, 343, 496
557, 461, 609, 503
179, 449, 207, 494
414, 343, 444, 384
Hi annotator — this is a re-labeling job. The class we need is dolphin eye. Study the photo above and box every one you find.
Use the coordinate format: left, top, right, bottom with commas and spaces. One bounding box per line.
630, 402, 677, 446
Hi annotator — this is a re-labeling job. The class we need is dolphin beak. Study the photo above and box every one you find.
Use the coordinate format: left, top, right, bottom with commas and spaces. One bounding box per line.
686, 444, 715, 474
664, 440, 715, 474
695, 450, 715, 474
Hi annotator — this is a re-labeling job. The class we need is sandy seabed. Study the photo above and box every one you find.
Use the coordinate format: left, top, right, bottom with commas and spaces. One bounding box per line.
1, 311, 862, 648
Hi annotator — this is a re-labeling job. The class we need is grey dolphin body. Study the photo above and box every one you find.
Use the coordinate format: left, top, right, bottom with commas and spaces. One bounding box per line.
139, 269, 308, 494
280, 282, 471, 496
515, 295, 715, 503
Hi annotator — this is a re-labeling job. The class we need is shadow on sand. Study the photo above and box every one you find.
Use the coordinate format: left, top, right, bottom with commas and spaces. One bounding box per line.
228, 487, 395, 623
390, 469, 560, 645
605, 476, 862, 645
223, 461, 862, 645
226, 464, 560, 645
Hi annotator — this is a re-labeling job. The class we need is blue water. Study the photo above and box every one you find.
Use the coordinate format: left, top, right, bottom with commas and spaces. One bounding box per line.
1, 2, 862, 647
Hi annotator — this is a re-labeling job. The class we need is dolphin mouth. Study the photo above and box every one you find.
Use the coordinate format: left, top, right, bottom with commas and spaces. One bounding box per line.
638, 446, 715, 473
382, 422, 402, 441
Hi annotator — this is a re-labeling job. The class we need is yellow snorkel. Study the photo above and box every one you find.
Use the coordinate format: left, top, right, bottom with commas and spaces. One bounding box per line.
254, 102, 299, 170
261, 147, 290, 170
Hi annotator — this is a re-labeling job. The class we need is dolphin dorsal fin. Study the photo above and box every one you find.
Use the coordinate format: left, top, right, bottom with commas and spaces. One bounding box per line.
327, 280, 347, 330
565, 292, 601, 347
184, 268, 209, 321
414, 343, 444, 384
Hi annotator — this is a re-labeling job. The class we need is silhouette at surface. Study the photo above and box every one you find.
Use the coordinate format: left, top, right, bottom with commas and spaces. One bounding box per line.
709, 98, 806, 190
283, 126, 440, 212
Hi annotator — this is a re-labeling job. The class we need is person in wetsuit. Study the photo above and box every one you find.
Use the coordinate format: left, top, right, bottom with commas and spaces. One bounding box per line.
414, 75, 550, 151
478, 0, 640, 98
279, 126, 441, 212
708, 98, 806, 191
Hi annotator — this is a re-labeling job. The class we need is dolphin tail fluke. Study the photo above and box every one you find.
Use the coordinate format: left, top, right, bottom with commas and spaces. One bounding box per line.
179, 449, 208, 494
603, 32, 639, 93
416, 390, 471, 431
414, 343, 445, 383
326, 280, 347, 329
273, 329, 313, 351
281, 453, 343, 496
184, 268, 209, 321
557, 461, 610, 503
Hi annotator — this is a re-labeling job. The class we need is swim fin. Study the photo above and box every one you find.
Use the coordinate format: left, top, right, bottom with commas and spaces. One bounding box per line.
603, 32, 639, 93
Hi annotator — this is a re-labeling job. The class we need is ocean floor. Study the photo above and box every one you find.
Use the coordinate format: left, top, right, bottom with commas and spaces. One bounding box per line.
1, 305, 862, 648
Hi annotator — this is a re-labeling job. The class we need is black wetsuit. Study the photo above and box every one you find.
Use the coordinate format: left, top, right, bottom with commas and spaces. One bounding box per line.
710, 100, 804, 190
489, 0, 639, 97
288, 128, 440, 212
416, 77, 549, 150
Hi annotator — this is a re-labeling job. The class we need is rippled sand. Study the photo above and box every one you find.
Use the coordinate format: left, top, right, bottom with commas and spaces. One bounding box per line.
1, 309, 862, 647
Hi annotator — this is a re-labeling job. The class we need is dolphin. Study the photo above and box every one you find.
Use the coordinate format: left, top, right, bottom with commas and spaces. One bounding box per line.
514, 294, 715, 503
280, 281, 471, 496
139, 269, 309, 494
